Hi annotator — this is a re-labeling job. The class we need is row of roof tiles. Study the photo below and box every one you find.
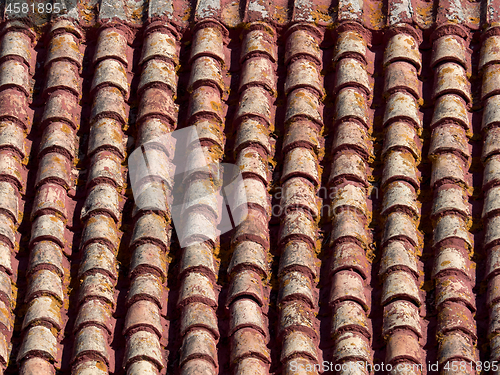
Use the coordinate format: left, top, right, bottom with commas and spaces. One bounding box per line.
0, 0, 498, 374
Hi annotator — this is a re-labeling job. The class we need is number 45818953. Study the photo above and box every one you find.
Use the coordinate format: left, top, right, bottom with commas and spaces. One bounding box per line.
5, 2, 61, 13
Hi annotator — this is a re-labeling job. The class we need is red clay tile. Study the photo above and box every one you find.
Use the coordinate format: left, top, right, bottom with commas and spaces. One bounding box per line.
0, 2, 498, 373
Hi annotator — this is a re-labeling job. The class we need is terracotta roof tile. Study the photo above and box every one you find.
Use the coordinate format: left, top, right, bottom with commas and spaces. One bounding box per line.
330, 241, 370, 279
0, 0, 498, 372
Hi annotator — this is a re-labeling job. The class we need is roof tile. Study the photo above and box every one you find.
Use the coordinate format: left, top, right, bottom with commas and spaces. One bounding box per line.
20, 357, 55, 375
432, 185, 470, 219
430, 153, 469, 189
279, 270, 315, 307
79, 273, 115, 307
72, 326, 110, 365
45, 33, 83, 70
281, 178, 319, 218
0, 89, 31, 130
189, 26, 225, 64
333, 31, 367, 64
379, 240, 419, 278
141, 31, 178, 66
439, 301, 476, 339
35, 152, 71, 190
434, 64, 471, 103
480, 35, 500, 70
72, 360, 108, 375
230, 328, 270, 363
127, 274, 162, 308
280, 300, 316, 337
431, 35, 468, 68
180, 358, 216, 375
241, 29, 275, 63
335, 58, 371, 96
0, 31, 33, 69
180, 302, 219, 339
73, 299, 113, 335
330, 270, 368, 310
17, 325, 57, 362
139, 59, 177, 95
335, 88, 369, 128
29, 214, 65, 248
180, 328, 217, 368
0, 181, 18, 223
332, 300, 370, 338
78, 243, 117, 280
233, 208, 270, 249
382, 150, 419, 189
0, 151, 23, 191
0, 121, 25, 159
45, 60, 81, 97
39, 121, 76, 161
285, 88, 322, 126
384, 92, 421, 128
436, 273, 475, 311
285, 59, 322, 97
386, 330, 422, 364
181, 241, 217, 278
382, 211, 420, 246
230, 298, 266, 336
281, 330, 317, 362
384, 61, 420, 98
242, 178, 270, 216
433, 247, 471, 280
381, 181, 419, 218
384, 34, 421, 71
0, 243, 11, 275
333, 331, 371, 363
285, 28, 321, 65
124, 331, 164, 369
22, 296, 62, 331
331, 183, 367, 217
234, 357, 269, 374
190, 56, 224, 94
228, 240, 267, 278
227, 269, 264, 306
330, 241, 370, 279
92, 59, 129, 96
138, 87, 177, 126
81, 183, 121, 222
240, 57, 276, 95
333, 120, 371, 159
41, 92, 80, 130
433, 214, 472, 249
0, 60, 29, 97
483, 124, 500, 161
28, 240, 63, 277
431, 94, 470, 131
93, 29, 129, 67
279, 210, 317, 247
178, 271, 217, 308
88, 151, 124, 189
382, 269, 421, 307
30, 182, 67, 221
127, 360, 159, 375
130, 243, 167, 280
91, 87, 128, 124
487, 246, 500, 280
329, 151, 367, 185
483, 64, 500, 101
438, 331, 477, 363
383, 300, 422, 338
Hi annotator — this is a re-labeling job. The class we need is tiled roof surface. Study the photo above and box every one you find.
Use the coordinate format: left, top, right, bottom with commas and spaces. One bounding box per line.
0, 0, 497, 373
